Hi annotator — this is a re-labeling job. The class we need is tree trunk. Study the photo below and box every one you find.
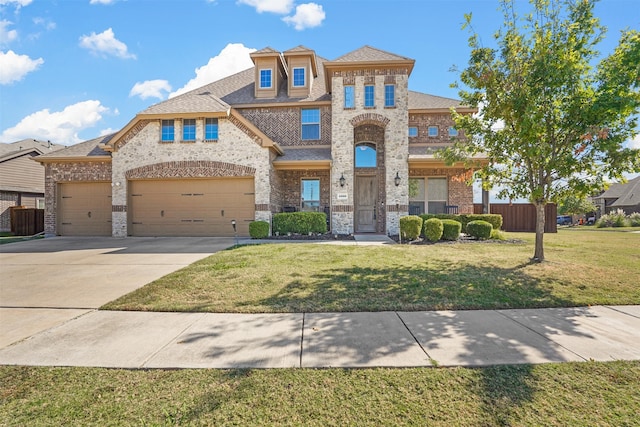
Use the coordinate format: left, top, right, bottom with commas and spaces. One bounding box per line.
533, 202, 546, 262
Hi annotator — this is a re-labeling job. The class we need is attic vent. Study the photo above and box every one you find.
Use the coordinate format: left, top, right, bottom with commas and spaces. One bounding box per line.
199, 91, 211, 95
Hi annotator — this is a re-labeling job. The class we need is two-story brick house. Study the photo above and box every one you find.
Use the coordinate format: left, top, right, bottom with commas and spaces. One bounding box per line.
36, 45, 480, 237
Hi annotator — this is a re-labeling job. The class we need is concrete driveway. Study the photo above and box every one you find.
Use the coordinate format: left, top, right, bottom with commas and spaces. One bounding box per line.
0, 236, 233, 348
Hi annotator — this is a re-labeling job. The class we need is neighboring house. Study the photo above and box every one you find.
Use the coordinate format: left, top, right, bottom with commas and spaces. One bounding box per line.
36, 45, 485, 237
593, 176, 640, 216
0, 139, 64, 231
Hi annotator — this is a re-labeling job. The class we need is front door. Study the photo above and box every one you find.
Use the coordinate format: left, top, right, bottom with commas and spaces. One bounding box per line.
355, 175, 377, 232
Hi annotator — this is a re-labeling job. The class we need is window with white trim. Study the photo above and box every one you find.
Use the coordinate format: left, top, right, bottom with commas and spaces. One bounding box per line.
293, 67, 305, 87
205, 118, 218, 141
183, 119, 196, 141
301, 108, 320, 140
259, 69, 272, 89
344, 85, 355, 108
364, 85, 375, 107
161, 120, 174, 142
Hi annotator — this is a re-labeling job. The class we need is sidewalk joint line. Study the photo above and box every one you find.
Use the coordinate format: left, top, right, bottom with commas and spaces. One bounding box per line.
299, 313, 305, 368
603, 305, 640, 319
394, 312, 432, 362
493, 310, 588, 362
139, 312, 207, 369
0, 306, 95, 310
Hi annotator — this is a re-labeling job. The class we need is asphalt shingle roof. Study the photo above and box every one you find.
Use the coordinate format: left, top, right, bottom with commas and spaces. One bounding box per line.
274, 147, 332, 162
408, 91, 464, 110
333, 45, 413, 62
37, 134, 114, 159
610, 176, 640, 207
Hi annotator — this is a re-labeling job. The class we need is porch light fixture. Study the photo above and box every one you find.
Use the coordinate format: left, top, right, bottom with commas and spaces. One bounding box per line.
394, 172, 401, 187
339, 173, 346, 187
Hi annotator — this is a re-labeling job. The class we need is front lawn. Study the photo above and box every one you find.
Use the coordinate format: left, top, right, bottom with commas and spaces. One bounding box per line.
1, 362, 638, 426
103, 229, 640, 313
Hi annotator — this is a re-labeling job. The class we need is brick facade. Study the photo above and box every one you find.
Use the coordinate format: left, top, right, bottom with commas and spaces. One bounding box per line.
409, 167, 474, 214
277, 169, 330, 212
43, 161, 112, 235
408, 113, 465, 145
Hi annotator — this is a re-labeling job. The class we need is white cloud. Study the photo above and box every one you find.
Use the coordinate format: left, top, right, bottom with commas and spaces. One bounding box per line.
0, 100, 108, 145
130, 79, 172, 100
238, 0, 293, 14
90, 0, 117, 4
0, 50, 43, 84
170, 43, 256, 98
99, 127, 117, 136
0, 20, 18, 45
33, 17, 56, 31
628, 133, 640, 149
282, 3, 325, 30
0, 0, 32, 8
79, 28, 136, 59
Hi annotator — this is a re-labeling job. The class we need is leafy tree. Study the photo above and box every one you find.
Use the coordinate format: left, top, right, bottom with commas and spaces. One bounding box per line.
446, 0, 640, 261
558, 194, 597, 216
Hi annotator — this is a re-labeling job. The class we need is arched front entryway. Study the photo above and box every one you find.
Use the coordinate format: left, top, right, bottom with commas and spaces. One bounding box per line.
353, 124, 386, 233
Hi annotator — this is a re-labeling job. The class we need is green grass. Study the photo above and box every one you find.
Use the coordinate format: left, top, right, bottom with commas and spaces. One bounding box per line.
0, 234, 43, 245
103, 229, 640, 313
1, 362, 638, 426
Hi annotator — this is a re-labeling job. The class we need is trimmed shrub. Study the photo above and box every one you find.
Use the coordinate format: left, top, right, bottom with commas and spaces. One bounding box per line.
467, 220, 493, 240
400, 215, 423, 241
272, 212, 327, 235
441, 219, 461, 241
424, 218, 444, 242
419, 213, 502, 232
490, 229, 507, 240
249, 221, 270, 239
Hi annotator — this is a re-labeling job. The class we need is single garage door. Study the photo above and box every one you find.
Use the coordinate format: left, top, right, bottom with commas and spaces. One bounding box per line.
129, 178, 255, 237
58, 182, 112, 236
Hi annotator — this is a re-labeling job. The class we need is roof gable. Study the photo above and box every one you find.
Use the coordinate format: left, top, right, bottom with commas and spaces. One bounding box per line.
333, 45, 413, 63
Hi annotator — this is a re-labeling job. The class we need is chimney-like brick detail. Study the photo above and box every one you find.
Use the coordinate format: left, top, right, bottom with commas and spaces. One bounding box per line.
114, 120, 151, 151
125, 161, 256, 179
350, 113, 390, 128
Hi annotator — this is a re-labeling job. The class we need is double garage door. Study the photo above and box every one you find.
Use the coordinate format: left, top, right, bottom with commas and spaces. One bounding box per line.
129, 178, 255, 237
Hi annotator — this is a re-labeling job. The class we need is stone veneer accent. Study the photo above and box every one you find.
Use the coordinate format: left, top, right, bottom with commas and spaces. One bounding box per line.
331, 71, 409, 235
113, 120, 151, 151
43, 161, 112, 235
111, 119, 272, 237
409, 167, 474, 214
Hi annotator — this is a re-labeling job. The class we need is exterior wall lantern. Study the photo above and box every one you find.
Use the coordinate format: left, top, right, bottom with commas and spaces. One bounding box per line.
394, 172, 401, 187
339, 173, 346, 187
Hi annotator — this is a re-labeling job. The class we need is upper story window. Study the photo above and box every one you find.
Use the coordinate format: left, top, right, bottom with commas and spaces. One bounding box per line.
428, 126, 439, 137
183, 119, 196, 141
293, 67, 305, 87
449, 127, 459, 137
205, 118, 218, 141
364, 85, 375, 107
409, 127, 418, 137
259, 69, 272, 89
301, 108, 320, 140
344, 85, 355, 108
161, 119, 174, 142
384, 84, 395, 107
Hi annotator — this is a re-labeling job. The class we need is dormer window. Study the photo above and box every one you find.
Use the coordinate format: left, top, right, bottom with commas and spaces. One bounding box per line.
259, 69, 272, 89
293, 67, 305, 87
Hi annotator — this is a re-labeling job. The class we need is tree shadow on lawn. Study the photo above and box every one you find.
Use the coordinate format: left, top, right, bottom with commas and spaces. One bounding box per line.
242, 261, 575, 312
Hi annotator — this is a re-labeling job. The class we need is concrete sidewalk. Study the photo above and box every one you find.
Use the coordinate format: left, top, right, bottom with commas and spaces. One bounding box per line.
1, 305, 638, 369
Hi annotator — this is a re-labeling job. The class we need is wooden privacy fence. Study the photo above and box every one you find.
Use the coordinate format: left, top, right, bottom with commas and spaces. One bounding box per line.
473, 203, 557, 233
10, 207, 44, 236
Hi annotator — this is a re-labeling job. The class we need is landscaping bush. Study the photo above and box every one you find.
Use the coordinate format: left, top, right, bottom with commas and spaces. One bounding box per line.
629, 212, 640, 227
490, 229, 507, 240
441, 219, 461, 241
596, 209, 630, 228
466, 220, 493, 240
249, 221, 270, 239
272, 212, 327, 235
423, 218, 443, 242
400, 215, 423, 241
419, 213, 502, 232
